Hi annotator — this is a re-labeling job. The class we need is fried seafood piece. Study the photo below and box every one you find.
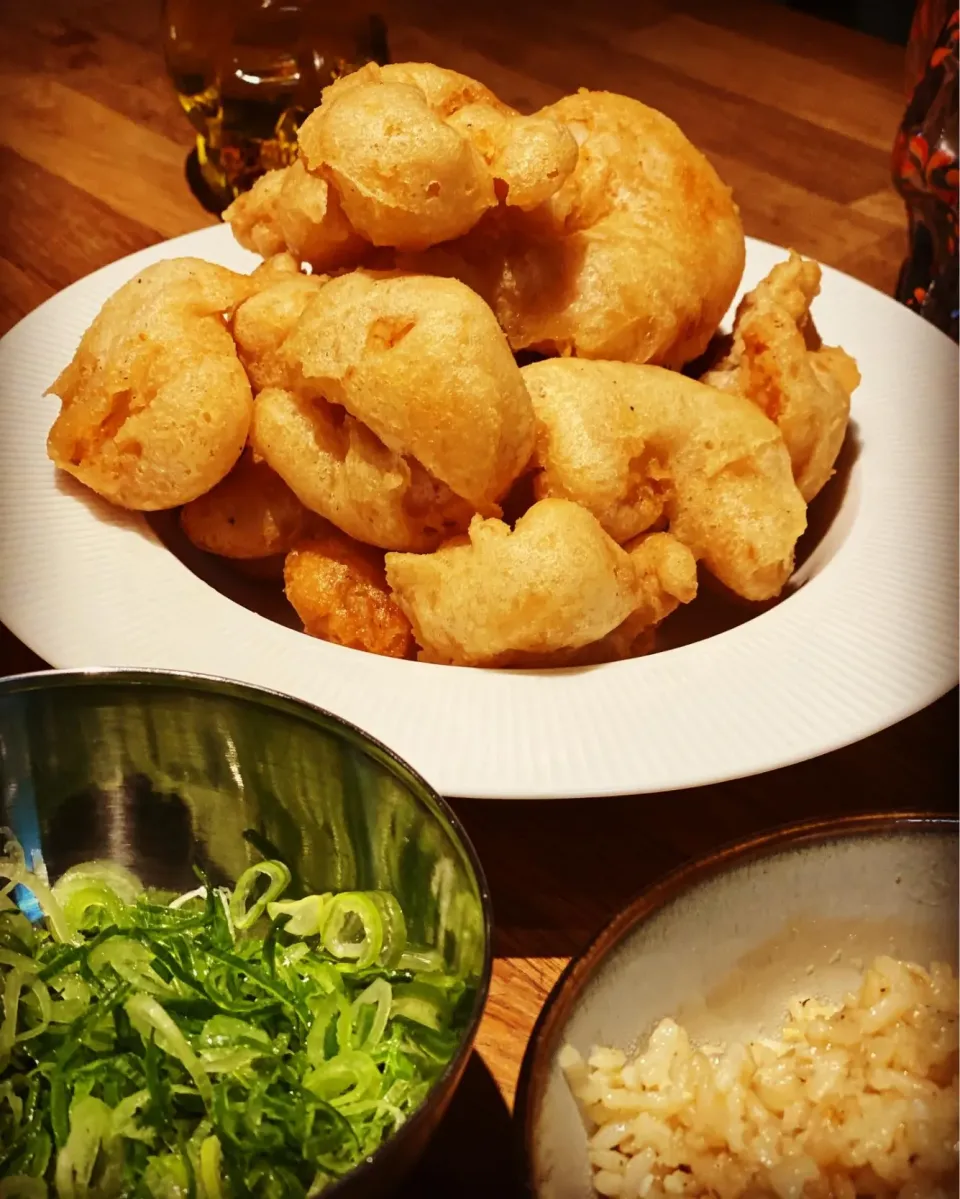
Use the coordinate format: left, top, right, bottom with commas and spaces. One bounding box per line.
47, 258, 254, 510
529, 360, 667, 543
506, 531, 699, 668
400, 90, 745, 368
231, 63, 577, 259
386, 498, 659, 668
180, 447, 312, 559
522, 360, 807, 602
701, 252, 860, 502
251, 386, 474, 552
280, 271, 535, 514
233, 269, 328, 392
284, 531, 414, 658
224, 158, 367, 273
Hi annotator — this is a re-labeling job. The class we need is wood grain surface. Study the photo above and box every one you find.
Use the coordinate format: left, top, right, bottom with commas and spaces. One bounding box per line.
0, 0, 956, 1186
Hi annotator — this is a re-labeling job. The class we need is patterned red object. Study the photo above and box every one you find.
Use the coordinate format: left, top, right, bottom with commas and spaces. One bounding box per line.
892, 2, 958, 339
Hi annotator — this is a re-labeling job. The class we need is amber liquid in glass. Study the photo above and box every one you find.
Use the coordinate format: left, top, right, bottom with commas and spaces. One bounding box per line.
163, 0, 387, 208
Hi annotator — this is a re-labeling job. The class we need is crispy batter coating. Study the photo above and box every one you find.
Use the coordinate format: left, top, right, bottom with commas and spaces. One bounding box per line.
223, 158, 366, 272
298, 63, 577, 251
384, 498, 641, 667
530, 361, 667, 543
446, 104, 580, 212
401, 90, 745, 368
228, 64, 578, 260
251, 386, 474, 551
280, 271, 535, 512
47, 258, 253, 510
299, 69, 497, 250
506, 531, 698, 667
180, 448, 312, 559
522, 360, 806, 601
233, 271, 328, 392
285, 531, 413, 658
701, 252, 859, 502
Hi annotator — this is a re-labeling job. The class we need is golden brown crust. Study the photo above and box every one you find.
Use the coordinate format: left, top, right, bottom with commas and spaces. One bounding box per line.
46, 258, 253, 510
400, 90, 745, 369
701, 252, 859, 502
285, 532, 414, 658
180, 448, 312, 559
522, 359, 807, 602
385, 499, 642, 667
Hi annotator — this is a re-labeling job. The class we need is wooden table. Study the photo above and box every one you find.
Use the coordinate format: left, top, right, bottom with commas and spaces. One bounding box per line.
1, 0, 956, 1190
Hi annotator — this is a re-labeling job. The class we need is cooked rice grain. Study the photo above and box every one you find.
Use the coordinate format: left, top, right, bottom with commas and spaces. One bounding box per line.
562, 956, 958, 1198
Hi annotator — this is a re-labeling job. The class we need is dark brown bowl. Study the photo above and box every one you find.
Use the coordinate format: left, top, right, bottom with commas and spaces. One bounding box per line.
515, 812, 959, 1199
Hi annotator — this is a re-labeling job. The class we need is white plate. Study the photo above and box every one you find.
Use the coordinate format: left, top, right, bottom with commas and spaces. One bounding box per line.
0, 226, 956, 799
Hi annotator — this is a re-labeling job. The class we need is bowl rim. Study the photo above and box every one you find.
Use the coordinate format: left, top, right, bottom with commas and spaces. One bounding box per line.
513, 809, 958, 1193
0, 665, 495, 1195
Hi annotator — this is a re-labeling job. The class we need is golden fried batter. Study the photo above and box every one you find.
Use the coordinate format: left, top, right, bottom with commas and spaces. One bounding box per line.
281, 271, 535, 513
180, 448, 312, 559
299, 70, 497, 250
506, 531, 698, 667
251, 386, 474, 551
285, 531, 413, 658
233, 270, 328, 392
701, 252, 859, 502
227, 63, 578, 262
224, 158, 366, 272
385, 498, 642, 667
47, 258, 253, 510
530, 361, 667, 543
522, 360, 806, 602
401, 90, 745, 368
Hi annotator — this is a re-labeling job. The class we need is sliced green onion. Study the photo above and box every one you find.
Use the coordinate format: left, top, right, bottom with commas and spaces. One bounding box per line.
321, 893, 383, 969
304, 1049, 382, 1109
199, 1135, 223, 1199
54, 1095, 113, 1198
0, 864, 76, 946
89, 938, 175, 996
390, 981, 450, 1031
52, 861, 143, 933
0, 840, 473, 1193
266, 892, 330, 937
125, 993, 213, 1111
351, 978, 392, 1050
229, 862, 291, 932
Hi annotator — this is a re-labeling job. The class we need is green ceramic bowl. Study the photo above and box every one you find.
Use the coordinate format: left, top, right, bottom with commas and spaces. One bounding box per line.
0, 668, 492, 1197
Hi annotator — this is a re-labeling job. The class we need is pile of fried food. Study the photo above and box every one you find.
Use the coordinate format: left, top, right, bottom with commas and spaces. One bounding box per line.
45, 62, 861, 668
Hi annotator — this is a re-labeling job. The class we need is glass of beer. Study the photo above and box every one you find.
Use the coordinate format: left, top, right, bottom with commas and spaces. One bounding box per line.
162, 0, 388, 210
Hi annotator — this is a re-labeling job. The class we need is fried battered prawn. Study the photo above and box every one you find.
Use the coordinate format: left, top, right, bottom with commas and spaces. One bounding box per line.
297, 63, 577, 251
701, 252, 859, 502
251, 386, 473, 551
299, 69, 497, 251
505, 531, 698, 667
522, 360, 806, 602
228, 64, 578, 262
233, 270, 328, 392
284, 532, 413, 658
385, 498, 645, 667
401, 90, 744, 368
224, 158, 366, 272
529, 362, 666, 543
47, 258, 253, 510
180, 448, 311, 559
281, 271, 535, 512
